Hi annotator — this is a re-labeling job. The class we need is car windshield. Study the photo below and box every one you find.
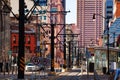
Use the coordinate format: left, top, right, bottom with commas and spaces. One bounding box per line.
27, 63, 34, 66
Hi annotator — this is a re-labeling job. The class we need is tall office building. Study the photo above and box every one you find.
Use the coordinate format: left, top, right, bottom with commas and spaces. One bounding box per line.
105, 0, 113, 30
77, 0, 105, 47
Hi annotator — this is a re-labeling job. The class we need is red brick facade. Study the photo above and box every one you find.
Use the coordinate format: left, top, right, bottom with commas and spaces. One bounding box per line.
10, 24, 36, 59
11, 33, 36, 54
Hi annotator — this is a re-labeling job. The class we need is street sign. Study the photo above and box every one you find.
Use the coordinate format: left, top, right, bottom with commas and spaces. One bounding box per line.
30, 56, 40, 65
39, 57, 51, 66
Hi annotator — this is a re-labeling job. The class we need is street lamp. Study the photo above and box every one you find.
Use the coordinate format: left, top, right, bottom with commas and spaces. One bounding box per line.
93, 13, 110, 74
113, 32, 115, 47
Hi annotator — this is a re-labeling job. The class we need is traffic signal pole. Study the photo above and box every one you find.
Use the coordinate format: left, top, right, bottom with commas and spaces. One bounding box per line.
51, 24, 55, 72
18, 0, 25, 79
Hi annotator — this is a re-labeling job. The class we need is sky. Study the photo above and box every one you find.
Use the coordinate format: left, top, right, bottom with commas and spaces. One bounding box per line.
66, 0, 77, 24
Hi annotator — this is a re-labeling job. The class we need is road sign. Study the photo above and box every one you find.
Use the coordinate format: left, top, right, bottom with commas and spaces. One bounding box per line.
30, 57, 40, 65
39, 57, 51, 66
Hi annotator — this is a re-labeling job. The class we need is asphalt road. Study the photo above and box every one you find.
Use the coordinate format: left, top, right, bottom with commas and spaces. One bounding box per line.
0, 67, 109, 80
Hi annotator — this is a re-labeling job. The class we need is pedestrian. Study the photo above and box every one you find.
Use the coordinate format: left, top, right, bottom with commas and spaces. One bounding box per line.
109, 71, 115, 80
0, 62, 3, 72
116, 73, 120, 80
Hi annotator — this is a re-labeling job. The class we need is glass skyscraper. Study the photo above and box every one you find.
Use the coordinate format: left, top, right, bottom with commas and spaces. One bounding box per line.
105, 0, 113, 30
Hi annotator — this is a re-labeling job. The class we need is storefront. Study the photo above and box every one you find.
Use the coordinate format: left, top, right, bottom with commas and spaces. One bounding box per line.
94, 47, 120, 74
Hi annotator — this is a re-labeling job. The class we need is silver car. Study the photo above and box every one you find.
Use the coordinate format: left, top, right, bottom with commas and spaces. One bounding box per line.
25, 63, 39, 71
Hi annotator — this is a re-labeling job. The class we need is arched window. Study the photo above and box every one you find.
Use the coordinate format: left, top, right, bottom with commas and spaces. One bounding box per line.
13, 36, 16, 44
27, 36, 30, 44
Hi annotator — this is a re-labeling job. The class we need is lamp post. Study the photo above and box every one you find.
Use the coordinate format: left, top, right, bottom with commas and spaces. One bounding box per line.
113, 32, 115, 47
93, 13, 110, 74
77, 48, 80, 66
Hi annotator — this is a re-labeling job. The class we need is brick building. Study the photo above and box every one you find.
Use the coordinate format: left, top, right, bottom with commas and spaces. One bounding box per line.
10, 23, 36, 62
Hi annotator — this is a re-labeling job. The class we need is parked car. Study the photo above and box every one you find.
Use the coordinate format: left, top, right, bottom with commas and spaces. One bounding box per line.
25, 63, 39, 71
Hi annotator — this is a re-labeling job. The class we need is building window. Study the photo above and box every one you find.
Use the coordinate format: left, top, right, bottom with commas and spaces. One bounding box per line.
13, 36, 16, 44
25, 46, 31, 53
49, 30, 51, 34
27, 36, 30, 44
44, 16, 46, 20
107, 6, 112, 8
51, 7, 57, 13
39, 16, 42, 20
13, 46, 18, 53
35, 0, 47, 6
107, 11, 112, 13
33, 10, 37, 14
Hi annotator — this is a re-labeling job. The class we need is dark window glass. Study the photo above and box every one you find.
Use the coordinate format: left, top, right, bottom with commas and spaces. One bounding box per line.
27, 36, 30, 44
35, 0, 47, 6
13, 36, 16, 44
13, 46, 18, 53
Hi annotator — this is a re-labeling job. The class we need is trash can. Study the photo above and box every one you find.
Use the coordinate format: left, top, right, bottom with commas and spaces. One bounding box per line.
89, 62, 94, 72
102, 67, 106, 74
5, 63, 8, 72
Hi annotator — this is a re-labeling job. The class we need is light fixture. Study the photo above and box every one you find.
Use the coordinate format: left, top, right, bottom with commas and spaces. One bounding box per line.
92, 13, 96, 21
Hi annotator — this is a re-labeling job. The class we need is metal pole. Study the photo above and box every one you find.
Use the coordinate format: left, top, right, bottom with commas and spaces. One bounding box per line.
51, 24, 55, 72
18, 0, 25, 79
63, 0, 66, 69
107, 19, 110, 74
78, 48, 79, 66
75, 46, 76, 57
64, 37, 66, 68
3, 11, 6, 76
36, 14, 40, 57
68, 41, 71, 68
74, 46, 76, 66
113, 32, 115, 47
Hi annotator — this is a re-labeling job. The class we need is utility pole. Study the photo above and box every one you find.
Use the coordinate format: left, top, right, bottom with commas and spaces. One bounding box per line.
36, 14, 41, 57
63, 0, 67, 70
18, 0, 25, 79
68, 41, 71, 68
77, 48, 80, 66
50, 23, 55, 72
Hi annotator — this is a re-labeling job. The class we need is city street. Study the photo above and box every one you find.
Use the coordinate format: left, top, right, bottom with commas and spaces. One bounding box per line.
1, 0, 120, 80
56, 68, 81, 80
0, 67, 82, 80
0, 67, 109, 80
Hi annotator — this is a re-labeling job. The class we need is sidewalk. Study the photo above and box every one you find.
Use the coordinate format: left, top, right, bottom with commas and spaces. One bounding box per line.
0, 71, 61, 80
79, 72, 109, 80
0, 69, 110, 80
